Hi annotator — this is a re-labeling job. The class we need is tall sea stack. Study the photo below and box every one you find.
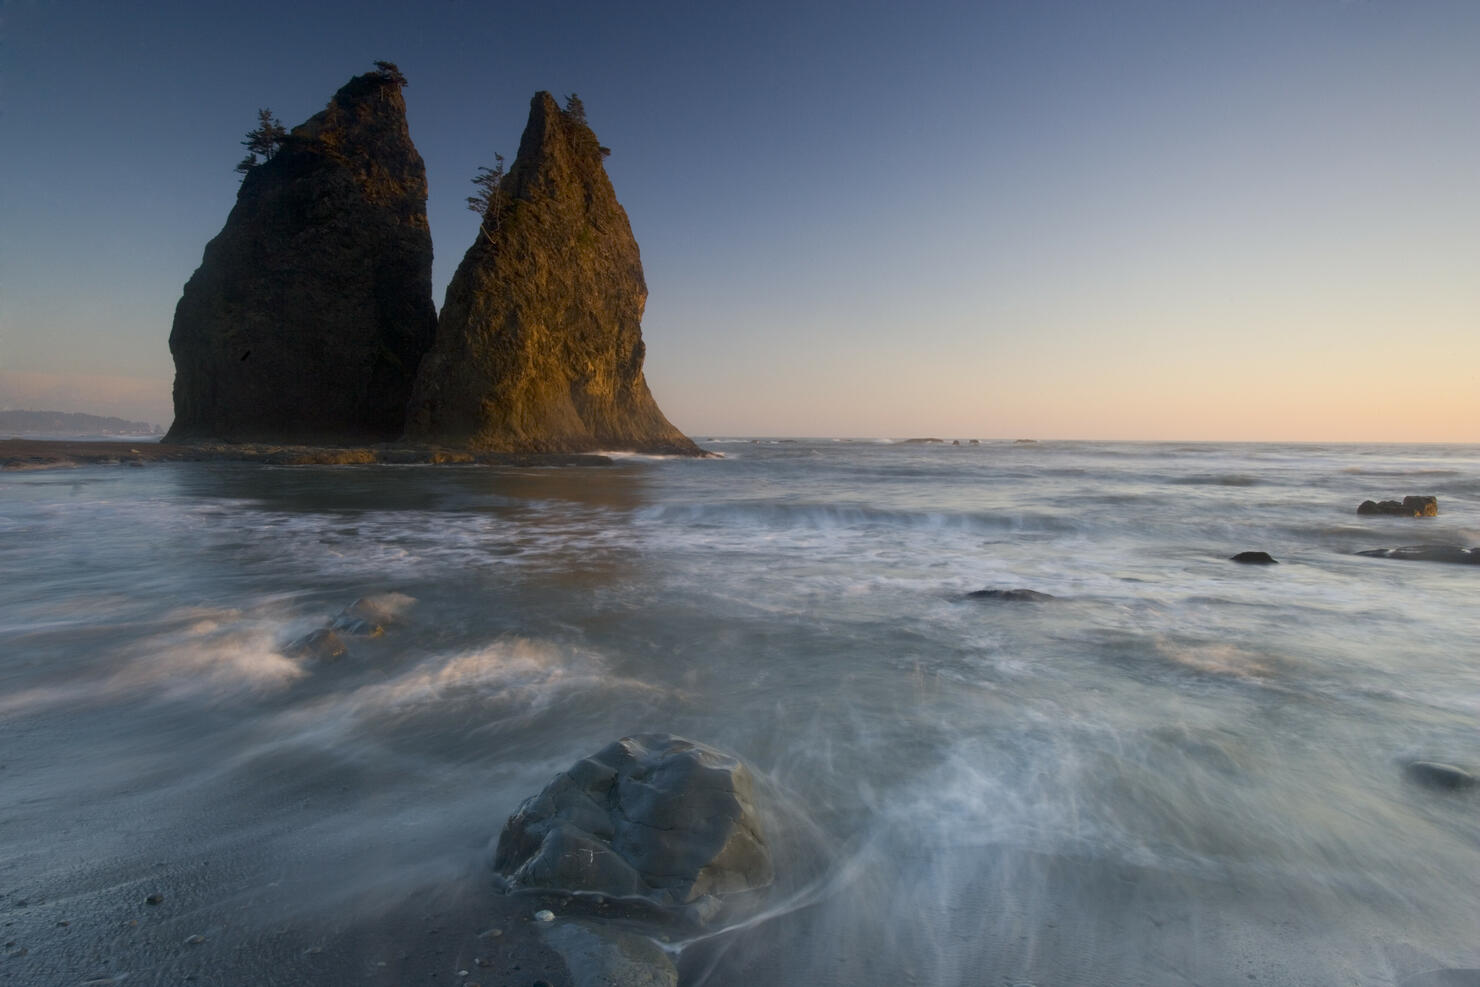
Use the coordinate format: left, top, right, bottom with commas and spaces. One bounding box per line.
405, 93, 700, 455
166, 68, 437, 443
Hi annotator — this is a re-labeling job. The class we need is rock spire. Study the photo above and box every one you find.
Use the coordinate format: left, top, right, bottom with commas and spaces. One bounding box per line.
166, 67, 437, 443
405, 92, 699, 455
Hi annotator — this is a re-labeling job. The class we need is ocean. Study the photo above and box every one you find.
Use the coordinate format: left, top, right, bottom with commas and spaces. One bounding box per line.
3, 439, 1479, 985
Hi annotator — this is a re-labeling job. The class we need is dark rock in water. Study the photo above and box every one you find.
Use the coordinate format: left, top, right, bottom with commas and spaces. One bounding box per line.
1357, 546, 1480, 566
902, 438, 944, 444
493, 734, 772, 926
968, 439, 980, 445
1230, 551, 1278, 565
965, 588, 1055, 602
1357, 496, 1438, 517
951, 440, 960, 446
285, 628, 348, 662
1013, 438, 1038, 445
1404, 761, 1477, 791
166, 66, 437, 444
405, 93, 699, 455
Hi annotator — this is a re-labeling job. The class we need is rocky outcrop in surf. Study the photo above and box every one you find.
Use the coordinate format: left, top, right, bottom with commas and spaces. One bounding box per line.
1357, 496, 1438, 517
166, 66, 437, 444
405, 93, 699, 454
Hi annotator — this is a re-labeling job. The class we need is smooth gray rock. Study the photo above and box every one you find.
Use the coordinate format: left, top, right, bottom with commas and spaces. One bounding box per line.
494, 734, 773, 926
1404, 761, 1477, 791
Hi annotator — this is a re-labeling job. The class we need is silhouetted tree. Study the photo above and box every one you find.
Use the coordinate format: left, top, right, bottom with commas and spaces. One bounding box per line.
235, 108, 287, 176
467, 153, 508, 244
373, 60, 408, 86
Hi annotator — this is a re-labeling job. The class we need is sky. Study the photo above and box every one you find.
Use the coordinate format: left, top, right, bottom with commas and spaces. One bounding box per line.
1, 0, 1477, 441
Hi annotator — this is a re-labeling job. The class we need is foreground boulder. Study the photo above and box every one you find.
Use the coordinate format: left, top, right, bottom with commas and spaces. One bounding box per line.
1357, 546, 1480, 565
167, 66, 437, 443
1357, 496, 1438, 517
493, 734, 772, 925
406, 94, 699, 454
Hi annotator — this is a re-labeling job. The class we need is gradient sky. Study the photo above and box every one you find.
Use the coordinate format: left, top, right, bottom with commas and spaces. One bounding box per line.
2, 0, 1477, 440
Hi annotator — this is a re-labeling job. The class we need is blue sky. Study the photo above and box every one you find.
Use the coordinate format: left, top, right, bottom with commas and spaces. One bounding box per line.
2, 0, 1478, 439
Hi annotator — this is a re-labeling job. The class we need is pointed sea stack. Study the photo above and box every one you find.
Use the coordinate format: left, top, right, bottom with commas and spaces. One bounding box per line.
166, 67, 437, 443
405, 93, 700, 455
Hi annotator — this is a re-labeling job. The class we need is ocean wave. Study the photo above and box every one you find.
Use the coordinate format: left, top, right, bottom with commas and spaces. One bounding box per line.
635, 500, 1082, 534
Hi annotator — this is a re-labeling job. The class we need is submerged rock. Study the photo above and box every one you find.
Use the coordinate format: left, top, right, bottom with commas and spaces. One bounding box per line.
284, 628, 348, 662
406, 93, 698, 455
1357, 496, 1439, 517
1230, 551, 1279, 565
1357, 546, 1480, 566
493, 734, 772, 926
965, 588, 1055, 602
166, 66, 437, 444
1404, 761, 1477, 792
330, 593, 413, 636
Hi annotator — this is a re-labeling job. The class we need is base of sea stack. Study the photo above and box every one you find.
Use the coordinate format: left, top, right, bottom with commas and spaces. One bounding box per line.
0, 439, 643, 470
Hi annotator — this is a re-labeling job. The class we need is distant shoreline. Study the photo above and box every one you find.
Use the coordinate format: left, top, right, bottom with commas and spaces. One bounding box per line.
0, 438, 616, 471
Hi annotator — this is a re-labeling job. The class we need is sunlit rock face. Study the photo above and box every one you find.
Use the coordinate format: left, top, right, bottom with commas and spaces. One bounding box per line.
166, 70, 437, 443
405, 93, 700, 455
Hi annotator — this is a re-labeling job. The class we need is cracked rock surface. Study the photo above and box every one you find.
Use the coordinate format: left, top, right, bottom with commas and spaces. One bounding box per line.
493, 734, 773, 925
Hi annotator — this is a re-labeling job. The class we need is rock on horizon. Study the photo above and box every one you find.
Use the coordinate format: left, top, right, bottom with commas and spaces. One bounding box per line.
405, 93, 700, 455
166, 68, 437, 444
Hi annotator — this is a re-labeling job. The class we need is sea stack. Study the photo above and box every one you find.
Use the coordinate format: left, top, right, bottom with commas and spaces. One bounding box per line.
405, 93, 700, 454
166, 66, 437, 443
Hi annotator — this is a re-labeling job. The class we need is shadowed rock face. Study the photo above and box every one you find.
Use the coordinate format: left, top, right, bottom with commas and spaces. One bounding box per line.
405, 93, 700, 454
166, 71, 437, 444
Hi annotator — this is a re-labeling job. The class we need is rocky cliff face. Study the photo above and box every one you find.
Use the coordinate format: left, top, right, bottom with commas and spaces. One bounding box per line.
166, 70, 437, 443
405, 93, 699, 455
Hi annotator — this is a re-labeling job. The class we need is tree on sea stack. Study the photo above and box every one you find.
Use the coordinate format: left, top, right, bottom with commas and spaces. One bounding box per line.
234, 108, 286, 174
466, 153, 508, 245
372, 60, 407, 86
403, 92, 699, 455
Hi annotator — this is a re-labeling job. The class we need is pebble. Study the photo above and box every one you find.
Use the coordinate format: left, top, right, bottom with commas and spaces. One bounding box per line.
533, 909, 555, 923
145, 893, 164, 906
185, 934, 205, 945
477, 928, 503, 939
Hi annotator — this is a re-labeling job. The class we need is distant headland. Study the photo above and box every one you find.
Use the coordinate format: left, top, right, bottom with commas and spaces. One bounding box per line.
0, 410, 163, 437
165, 63, 701, 457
